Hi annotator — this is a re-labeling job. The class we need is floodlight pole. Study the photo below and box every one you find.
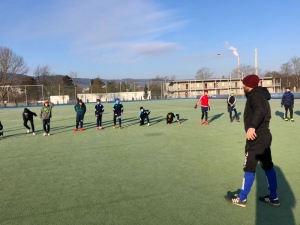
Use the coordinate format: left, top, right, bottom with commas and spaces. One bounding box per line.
218, 53, 222, 94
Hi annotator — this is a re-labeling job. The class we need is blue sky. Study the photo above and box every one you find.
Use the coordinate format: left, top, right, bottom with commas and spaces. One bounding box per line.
1, 0, 299, 80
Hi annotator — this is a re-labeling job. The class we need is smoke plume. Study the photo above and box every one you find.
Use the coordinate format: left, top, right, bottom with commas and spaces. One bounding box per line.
225, 41, 239, 57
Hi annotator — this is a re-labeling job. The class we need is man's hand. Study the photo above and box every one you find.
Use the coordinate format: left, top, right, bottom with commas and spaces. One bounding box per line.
194, 105, 197, 109
281, 104, 283, 107
39, 118, 42, 121
246, 128, 257, 140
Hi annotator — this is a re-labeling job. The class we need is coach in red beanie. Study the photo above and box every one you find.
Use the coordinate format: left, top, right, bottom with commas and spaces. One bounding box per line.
242, 74, 260, 88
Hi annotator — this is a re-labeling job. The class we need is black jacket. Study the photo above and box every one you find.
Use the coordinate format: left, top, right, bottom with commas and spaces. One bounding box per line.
227, 96, 236, 106
244, 87, 271, 134
22, 108, 37, 121
95, 103, 105, 116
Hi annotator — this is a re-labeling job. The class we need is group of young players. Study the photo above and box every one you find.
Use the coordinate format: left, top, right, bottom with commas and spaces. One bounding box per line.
0, 86, 294, 138
1, 97, 181, 137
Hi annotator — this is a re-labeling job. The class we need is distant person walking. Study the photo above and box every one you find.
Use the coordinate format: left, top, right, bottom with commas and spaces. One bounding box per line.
194, 90, 210, 125
224, 74, 280, 208
281, 87, 294, 122
227, 90, 240, 122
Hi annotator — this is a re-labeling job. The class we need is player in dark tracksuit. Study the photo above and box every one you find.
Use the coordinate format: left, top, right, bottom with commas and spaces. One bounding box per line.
166, 112, 180, 125
113, 98, 124, 129
0, 121, 3, 138
139, 107, 151, 126
225, 74, 279, 208
227, 91, 240, 122
22, 108, 37, 135
74, 99, 86, 131
281, 87, 294, 122
95, 99, 104, 130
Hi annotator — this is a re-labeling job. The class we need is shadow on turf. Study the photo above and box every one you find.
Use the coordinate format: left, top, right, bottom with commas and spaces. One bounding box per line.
275, 110, 284, 120
209, 113, 224, 123
294, 110, 300, 116
256, 165, 295, 225
225, 166, 295, 224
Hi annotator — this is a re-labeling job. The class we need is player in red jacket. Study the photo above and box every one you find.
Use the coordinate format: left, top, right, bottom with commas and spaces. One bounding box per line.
194, 90, 210, 125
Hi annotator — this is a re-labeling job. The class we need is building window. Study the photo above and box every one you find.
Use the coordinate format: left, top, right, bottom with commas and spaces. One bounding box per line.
197, 83, 199, 87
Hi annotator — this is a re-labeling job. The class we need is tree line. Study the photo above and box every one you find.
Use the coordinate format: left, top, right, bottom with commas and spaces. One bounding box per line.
0, 46, 177, 104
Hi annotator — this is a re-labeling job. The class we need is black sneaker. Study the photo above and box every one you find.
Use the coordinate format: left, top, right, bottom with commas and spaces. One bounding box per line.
224, 194, 247, 208
259, 195, 280, 206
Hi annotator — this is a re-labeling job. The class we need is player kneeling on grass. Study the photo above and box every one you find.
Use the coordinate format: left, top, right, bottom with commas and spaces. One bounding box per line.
139, 107, 150, 126
0, 121, 3, 138
227, 90, 240, 123
40, 100, 55, 136
74, 99, 86, 131
95, 99, 104, 130
194, 90, 210, 125
166, 112, 180, 125
22, 108, 37, 135
113, 98, 124, 129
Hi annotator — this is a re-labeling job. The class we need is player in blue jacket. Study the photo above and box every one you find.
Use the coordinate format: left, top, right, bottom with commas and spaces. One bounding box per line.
95, 99, 104, 130
281, 87, 294, 121
139, 106, 150, 126
113, 98, 124, 129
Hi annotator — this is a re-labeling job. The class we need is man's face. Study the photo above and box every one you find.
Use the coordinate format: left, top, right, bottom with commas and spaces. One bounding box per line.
243, 84, 251, 93
79, 102, 82, 106
24, 113, 28, 116
45, 103, 49, 107
97, 101, 100, 104
204, 92, 207, 95
286, 89, 290, 92
116, 100, 120, 103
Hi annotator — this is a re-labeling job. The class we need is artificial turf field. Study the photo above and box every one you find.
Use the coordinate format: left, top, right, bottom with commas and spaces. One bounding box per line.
0, 99, 299, 225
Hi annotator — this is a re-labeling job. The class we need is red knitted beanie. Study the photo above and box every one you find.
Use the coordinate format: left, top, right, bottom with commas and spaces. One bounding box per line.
242, 74, 259, 88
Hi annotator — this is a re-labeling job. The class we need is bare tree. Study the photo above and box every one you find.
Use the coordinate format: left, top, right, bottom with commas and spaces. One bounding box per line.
290, 56, 300, 76
170, 75, 176, 81
69, 71, 78, 99
0, 46, 29, 103
230, 64, 257, 78
195, 67, 213, 79
280, 62, 293, 76
34, 65, 51, 85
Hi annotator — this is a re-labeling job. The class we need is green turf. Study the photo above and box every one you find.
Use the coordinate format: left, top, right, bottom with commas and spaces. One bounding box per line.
0, 99, 299, 225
